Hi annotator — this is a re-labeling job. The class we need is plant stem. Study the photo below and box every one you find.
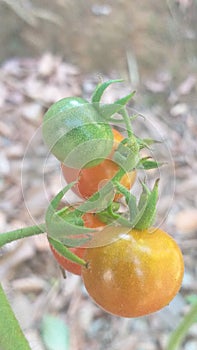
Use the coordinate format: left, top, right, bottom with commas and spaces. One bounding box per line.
167, 302, 197, 350
0, 223, 46, 248
120, 107, 133, 137
0, 284, 31, 350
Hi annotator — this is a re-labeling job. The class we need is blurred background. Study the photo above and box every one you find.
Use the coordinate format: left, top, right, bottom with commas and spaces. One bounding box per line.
0, 1, 197, 349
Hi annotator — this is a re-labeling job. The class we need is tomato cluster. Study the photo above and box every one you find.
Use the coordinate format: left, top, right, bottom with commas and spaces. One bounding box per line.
43, 80, 184, 318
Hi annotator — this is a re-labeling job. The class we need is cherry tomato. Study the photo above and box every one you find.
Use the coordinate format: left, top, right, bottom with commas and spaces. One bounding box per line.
49, 213, 104, 276
82, 227, 184, 317
42, 97, 114, 169
61, 129, 136, 199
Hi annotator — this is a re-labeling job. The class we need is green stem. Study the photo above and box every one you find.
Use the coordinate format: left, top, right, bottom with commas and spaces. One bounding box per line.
114, 181, 131, 203
119, 107, 133, 138
0, 284, 31, 350
0, 224, 46, 248
167, 302, 197, 350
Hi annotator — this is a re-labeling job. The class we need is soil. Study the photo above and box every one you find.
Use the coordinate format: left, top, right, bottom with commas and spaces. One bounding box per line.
0, 1, 197, 350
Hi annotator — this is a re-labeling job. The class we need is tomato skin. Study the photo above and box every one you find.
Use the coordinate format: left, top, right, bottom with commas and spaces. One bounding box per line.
82, 227, 184, 317
49, 213, 104, 276
61, 129, 136, 199
42, 97, 114, 169
50, 244, 85, 276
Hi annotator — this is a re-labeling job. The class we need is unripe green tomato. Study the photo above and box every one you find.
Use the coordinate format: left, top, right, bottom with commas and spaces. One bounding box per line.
42, 97, 113, 169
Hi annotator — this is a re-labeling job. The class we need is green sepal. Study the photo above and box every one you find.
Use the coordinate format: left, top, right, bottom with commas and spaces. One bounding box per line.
127, 194, 138, 222
45, 184, 95, 247
137, 137, 161, 149
96, 202, 120, 225
128, 185, 149, 227
137, 157, 164, 170
48, 237, 87, 267
78, 180, 115, 213
91, 79, 123, 103
45, 182, 76, 225
134, 179, 159, 230
114, 182, 131, 203
113, 139, 140, 172
97, 103, 125, 120
115, 91, 136, 106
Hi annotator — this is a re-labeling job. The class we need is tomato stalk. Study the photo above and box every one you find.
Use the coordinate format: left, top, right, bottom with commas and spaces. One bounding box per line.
119, 107, 133, 138
0, 223, 46, 248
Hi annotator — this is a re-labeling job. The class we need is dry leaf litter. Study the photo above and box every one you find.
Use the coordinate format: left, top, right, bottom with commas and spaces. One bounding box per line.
0, 53, 197, 350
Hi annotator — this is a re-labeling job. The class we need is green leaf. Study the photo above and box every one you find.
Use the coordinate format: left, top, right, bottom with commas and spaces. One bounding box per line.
0, 284, 31, 350
41, 314, 70, 350
91, 79, 123, 103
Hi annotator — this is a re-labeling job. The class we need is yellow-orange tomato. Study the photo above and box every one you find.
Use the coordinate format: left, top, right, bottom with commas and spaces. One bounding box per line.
49, 213, 105, 276
61, 129, 136, 200
82, 227, 184, 317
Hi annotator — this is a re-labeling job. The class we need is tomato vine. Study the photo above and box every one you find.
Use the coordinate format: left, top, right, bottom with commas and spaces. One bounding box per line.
0, 79, 185, 347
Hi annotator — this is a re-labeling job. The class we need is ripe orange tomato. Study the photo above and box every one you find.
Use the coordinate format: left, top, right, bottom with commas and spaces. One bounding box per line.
49, 213, 104, 276
82, 227, 184, 317
61, 129, 136, 200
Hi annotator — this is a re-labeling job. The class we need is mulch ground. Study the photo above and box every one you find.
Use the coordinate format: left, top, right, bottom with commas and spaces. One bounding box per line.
0, 53, 197, 350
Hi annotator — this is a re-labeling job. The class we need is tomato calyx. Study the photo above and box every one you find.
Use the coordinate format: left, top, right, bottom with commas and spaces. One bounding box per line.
45, 183, 96, 248
48, 236, 88, 268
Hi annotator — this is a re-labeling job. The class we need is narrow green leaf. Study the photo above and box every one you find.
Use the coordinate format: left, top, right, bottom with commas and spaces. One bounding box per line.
91, 79, 123, 103
0, 284, 31, 350
41, 314, 70, 350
